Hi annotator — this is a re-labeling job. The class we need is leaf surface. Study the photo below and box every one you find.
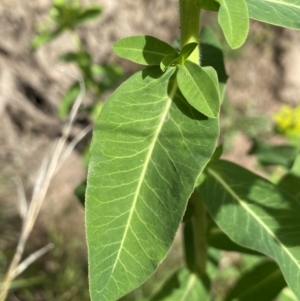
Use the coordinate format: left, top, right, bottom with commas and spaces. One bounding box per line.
200, 27, 228, 101
150, 268, 209, 301
246, 0, 300, 30
197, 160, 300, 298
114, 36, 177, 65
177, 61, 220, 118
278, 288, 299, 301
216, 0, 249, 48
86, 67, 219, 301
225, 260, 286, 301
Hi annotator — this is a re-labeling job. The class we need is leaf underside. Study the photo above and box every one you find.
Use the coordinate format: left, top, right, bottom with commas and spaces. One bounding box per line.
150, 268, 209, 301
114, 35, 177, 65
198, 160, 300, 298
177, 61, 220, 118
217, 0, 249, 49
246, 0, 300, 30
86, 67, 219, 301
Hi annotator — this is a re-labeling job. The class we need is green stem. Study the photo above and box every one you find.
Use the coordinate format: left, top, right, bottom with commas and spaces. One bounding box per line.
179, 0, 201, 64
190, 192, 207, 277
180, 0, 206, 278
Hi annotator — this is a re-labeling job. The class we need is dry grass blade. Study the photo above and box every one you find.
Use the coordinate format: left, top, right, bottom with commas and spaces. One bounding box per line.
12, 243, 54, 278
14, 178, 27, 221
0, 73, 87, 301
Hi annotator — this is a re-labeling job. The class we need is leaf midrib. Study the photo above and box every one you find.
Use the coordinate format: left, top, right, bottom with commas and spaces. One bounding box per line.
252, 0, 300, 9
180, 274, 197, 301
115, 46, 170, 58
207, 167, 300, 270
219, 0, 234, 39
110, 76, 178, 276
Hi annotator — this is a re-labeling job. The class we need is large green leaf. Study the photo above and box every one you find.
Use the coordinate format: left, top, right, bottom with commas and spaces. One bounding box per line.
86, 67, 219, 301
216, 0, 249, 49
246, 0, 300, 30
114, 36, 178, 66
197, 160, 300, 298
225, 260, 286, 301
200, 27, 228, 101
177, 61, 220, 118
150, 268, 209, 301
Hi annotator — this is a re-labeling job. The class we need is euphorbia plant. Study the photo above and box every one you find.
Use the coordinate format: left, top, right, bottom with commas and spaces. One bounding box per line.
85, 0, 300, 300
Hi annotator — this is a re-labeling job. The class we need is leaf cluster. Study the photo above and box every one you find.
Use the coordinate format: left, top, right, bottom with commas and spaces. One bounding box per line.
31, 0, 101, 51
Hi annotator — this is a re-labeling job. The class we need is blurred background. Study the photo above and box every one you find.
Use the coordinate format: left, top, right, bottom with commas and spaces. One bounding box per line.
0, 0, 300, 300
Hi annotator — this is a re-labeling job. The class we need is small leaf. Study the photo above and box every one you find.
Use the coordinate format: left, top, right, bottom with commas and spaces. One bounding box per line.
114, 35, 177, 65
197, 0, 220, 11
31, 28, 63, 51
177, 60, 220, 118
225, 260, 286, 301
150, 268, 209, 301
179, 42, 198, 63
74, 7, 102, 26
59, 52, 78, 62
198, 160, 300, 298
216, 0, 249, 49
200, 27, 228, 101
160, 54, 179, 72
249, 141, 298, 168
246, 0, 300, 30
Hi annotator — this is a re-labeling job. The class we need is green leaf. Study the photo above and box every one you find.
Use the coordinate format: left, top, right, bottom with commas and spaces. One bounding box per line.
114, 35, 178, 65
197, 0, 220, 11
150, 268, 209, 301
179, 42, 198, 63
277, 153, 300, 201
200, 27, 228, 101
177, 60, 220, 118
246, 0, 300, 30
86, 66, 219, 301
278, 288, 299, 301
225, 260, 286, 301
197, 160, 300, 298
207, 219, 262, 255
216, 0, 249, 49
31, 28, 63, 51
249, 141, 298, 168
278, 173, 300, 202
74, 7, 102, 26
160, 54, 179, 72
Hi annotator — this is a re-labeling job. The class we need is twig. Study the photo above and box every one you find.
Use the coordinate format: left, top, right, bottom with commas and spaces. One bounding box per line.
0, 73, 87, 301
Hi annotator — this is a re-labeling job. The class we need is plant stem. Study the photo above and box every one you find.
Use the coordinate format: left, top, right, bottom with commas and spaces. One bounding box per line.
179, 0, 201, 64
190, 192, 207, 277
179, 0, 206, 277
